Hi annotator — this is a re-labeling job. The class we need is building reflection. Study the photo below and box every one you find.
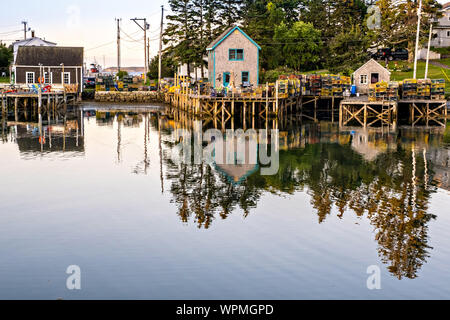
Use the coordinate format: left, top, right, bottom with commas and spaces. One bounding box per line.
159, 111, 449, 280
4, 105, 447, 280
3, 106, 85, 156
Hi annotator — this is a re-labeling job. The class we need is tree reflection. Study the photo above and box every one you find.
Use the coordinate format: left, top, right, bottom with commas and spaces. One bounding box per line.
161, 119, 446, 279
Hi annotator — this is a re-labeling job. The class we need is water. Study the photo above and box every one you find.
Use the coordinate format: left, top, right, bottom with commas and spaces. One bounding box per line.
0, 103, 449, 300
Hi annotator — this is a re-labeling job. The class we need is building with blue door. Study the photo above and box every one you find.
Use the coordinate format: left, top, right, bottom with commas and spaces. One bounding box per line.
207, 25, 261, 89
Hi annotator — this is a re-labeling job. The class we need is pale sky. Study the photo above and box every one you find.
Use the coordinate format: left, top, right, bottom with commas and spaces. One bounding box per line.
0, 0, 168, 68
0, 0, 448, 68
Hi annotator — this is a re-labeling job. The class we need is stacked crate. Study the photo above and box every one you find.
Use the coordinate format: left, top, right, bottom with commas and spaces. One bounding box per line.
321, 75, 332, 96
387, 82, 399, 101
368, 81, 388, 102
122, 76, 133, 91
310, 75, 322, 96
416, 79, 431, 100
342, 76, 351, 94
431, 79, 445, 100
401, 79, 417, 100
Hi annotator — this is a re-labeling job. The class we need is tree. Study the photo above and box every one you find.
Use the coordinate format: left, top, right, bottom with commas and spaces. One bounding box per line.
164, 0, 197, 76
0, 44, 13, 75
274, 21, 322, 71
148, 53, 177, 80
116, 70, 128, 80
327, 25, 370, 74
372, 0, 442, 62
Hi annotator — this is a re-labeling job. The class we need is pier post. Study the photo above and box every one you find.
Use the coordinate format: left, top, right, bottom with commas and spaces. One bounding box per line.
1, 94, 6, 119
363, 104, 367, 128
275, 80, 279, 116
14, 98, 18, 122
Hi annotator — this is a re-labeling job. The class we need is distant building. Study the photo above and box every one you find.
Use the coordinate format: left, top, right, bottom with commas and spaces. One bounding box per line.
353, 59, 391, 94
12, 46, 84, 92
207, 25, 261, 88
12, 34, 56, 63
177, 61, 209, 81
431, 2, 450, 48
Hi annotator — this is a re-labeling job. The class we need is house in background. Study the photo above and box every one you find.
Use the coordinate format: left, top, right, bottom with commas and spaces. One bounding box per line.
12, 46, 84, 92
207, 25, 261, 88
178, 59, 209, 81
431, 2, 450, 48
353, 59, 391, 94
11, 32, 56, 63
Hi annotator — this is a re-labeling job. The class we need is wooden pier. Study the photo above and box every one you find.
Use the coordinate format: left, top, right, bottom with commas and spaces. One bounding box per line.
339, 98, 448, 128
1, 91, 79, 123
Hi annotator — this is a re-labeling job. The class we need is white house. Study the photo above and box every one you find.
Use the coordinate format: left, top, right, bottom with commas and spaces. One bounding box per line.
12, 34, 56, 63
431, 2, 450, 48
177, 60, 209, 81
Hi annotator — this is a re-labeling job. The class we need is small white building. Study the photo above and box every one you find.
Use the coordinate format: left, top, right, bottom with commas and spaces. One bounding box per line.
431, 2, 450, 48
178, 60, 209, 81
12, 34, 56, 63
353, 59, 391, 94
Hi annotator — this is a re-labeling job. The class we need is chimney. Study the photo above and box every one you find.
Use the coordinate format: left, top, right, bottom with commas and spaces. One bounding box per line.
31, 30, 35, 38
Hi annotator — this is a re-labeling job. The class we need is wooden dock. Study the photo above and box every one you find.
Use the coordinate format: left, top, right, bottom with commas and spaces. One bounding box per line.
339, 98, 448, 128
1, 91, 79, 123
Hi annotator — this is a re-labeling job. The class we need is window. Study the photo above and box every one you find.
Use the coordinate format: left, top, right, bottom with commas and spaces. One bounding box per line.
229, 49, 244, 61
242, 71, 249, 83
360, 74, 368, 85
26, 72, 35, 84
44, 72, 53, 84
371, 73, 379, 84
63, 72, 70, 84
447, 31, 450, 37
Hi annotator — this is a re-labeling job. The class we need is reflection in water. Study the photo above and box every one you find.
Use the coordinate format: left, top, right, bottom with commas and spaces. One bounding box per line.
1, 104, 450, 282
158, 112, 449, 280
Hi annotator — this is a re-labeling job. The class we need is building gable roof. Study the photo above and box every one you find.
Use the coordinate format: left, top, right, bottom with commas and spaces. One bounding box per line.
353, 58, 391, 75
13, 37, 57, 47
15, 46, 84, 66
207, 26, 261, 51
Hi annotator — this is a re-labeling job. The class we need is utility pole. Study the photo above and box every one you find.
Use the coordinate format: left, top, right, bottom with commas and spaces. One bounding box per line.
147, 37, 150, 72
21, 21, 28, 40
158, 5, 164, 90
413, 0, 422, 79
425, 23, 433, 79
116, 18, 122, 73
131, 18, 149, 83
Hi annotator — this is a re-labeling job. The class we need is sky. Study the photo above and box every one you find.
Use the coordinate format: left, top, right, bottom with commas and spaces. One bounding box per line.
0, 0, 168, 68
0, 0, 449, 68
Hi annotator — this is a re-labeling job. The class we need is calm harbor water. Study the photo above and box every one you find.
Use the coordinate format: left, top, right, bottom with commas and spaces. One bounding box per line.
0, 102, 449, 299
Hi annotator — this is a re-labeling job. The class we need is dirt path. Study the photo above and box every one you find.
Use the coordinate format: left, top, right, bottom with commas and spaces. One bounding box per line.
430, 61, 450, 70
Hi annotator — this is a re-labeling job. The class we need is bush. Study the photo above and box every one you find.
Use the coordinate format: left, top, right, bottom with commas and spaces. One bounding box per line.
116, 70, 128, 80
260, 66, 296, 83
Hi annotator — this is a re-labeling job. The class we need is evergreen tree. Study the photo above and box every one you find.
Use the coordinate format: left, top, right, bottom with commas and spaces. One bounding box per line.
164, 0, 196, 75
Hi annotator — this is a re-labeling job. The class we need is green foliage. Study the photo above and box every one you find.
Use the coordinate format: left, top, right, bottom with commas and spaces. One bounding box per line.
260, 66, 296, 83
148, 54, 177, 80
274, 21, 322, 71
327, 25, 370, 75
116, 70, 128, 80
0, 44, 13, 73
163, 0, 444, 80
372, 0, 442, 62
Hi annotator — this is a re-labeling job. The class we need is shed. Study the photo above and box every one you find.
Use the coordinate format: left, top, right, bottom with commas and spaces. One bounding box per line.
353, 59, 391, 94
13, 46, 84, 92
207, 25, 261, 88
